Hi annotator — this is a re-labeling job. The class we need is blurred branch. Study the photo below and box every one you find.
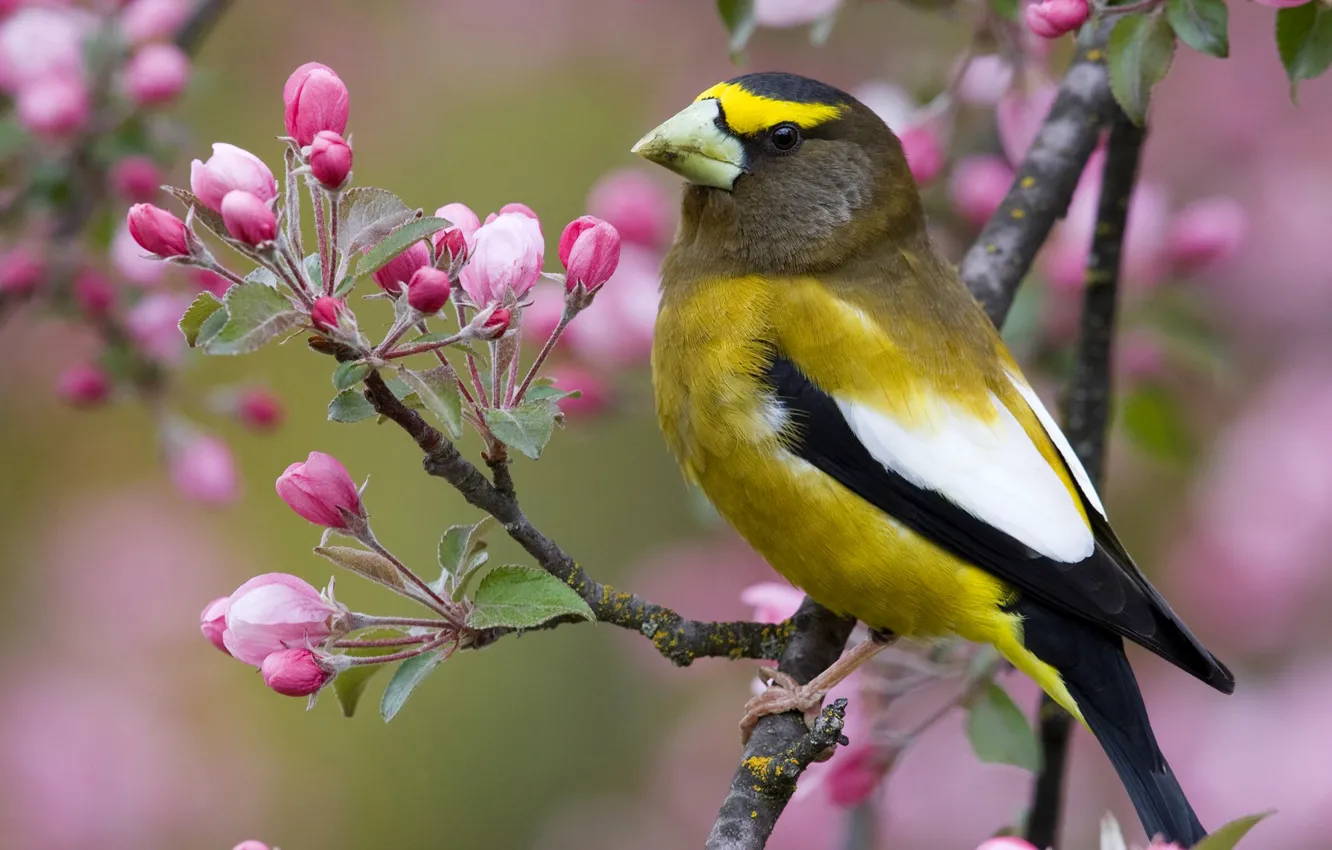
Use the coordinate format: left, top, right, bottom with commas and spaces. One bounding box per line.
174, 0, 234, 53
1026, 108, 1146, 850
705, 22, 1121, 850
354, 368, 792, 665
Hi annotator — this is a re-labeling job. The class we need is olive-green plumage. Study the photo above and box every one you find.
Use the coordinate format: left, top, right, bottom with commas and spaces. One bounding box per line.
635, 72, 1232, 845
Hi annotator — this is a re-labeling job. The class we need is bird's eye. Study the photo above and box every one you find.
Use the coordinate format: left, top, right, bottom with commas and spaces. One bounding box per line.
769, 123, 802, 154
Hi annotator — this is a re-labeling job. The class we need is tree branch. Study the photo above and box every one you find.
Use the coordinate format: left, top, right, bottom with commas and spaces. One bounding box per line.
705, 22, 1119, 850
355, 367, 792, 665
1025, 108, 1145, 850
174, 0, 234, 53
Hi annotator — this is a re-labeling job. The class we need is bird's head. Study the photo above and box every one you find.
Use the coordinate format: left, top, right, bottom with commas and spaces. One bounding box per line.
633, 72, 924, 272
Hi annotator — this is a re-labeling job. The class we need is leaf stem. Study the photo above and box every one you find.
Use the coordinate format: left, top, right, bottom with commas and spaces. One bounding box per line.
511, 310, 571, 405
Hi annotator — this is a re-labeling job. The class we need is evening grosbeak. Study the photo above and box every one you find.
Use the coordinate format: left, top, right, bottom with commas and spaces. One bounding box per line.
634, 72, 1232, 846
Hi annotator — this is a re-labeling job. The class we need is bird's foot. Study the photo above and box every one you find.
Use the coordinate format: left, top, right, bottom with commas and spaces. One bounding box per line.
739, 668, 828, 746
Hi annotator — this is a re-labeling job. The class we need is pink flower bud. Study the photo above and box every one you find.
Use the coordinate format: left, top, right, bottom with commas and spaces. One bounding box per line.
433, 202, 481, 257
236, 388, 284, 431
109, 155, 162, 203
459, 212, 544, 306
825, 745, 885, 808
113, 223, 167, 285
168, 432, 239, 505
955, 54, 1014, 106
283, 61, 349, 147
740, 582, 805, 624
587, 169, 672, 247
1167, 196, 1246, 275
190, 267, 232, 297
406, 266, 451, 314
56, 363, 111, 406
1025, 0, 1089, 39
220, 190, 277, 246
559, 215, 621, 294
120, 0, 192, 44
310, 296, 346, 332
232, 842, 271, 850
308, 129, 352, 190
16, 73, 88, 136
73, 269, 114, 314
0, 246, 44, 295
975, 840, 1039, 850
276, 450, 365, 529
900, 124, 945, 186
545, 367, 609, 417
261, 648, 333, 697
949, 154, 1014, 227
200, 596, 230, 654
497, 202, 539, 222
127, 202, 189, 257
124, 43, 189, 107
371, 241, 429, 296
0, 8, 88, 93
223, 573, 339, 666
478, 307, 511, 339
190, 142, 277, 213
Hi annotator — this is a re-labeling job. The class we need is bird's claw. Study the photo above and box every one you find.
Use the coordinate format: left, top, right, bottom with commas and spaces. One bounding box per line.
739, 667, 828, 745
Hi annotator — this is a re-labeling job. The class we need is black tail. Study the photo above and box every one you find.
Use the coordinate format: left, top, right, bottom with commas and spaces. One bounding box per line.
1019, 599, 1207, 846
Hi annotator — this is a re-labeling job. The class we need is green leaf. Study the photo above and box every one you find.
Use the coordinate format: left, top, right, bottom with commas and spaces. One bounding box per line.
465, 565, 595, 630
965, 680, 1041, 772
1165, 0, 1229, 58
1121, 383, 1194, 461
1277, 3, 1332, 98
244, 265, 280, 288
355, 217, 449, 278
399, 366, 463, 438
178, 291, 223, 347
303, 252, 323, 288
384, 375, 413, 399
202, 282, 304, 356
337, 187, 416, 256
716, 0, 756, 56
989, 0, 1019, 22
333, 274, 356, 298
1193, 812, 1273, 850
434, 517, 494, 597
522, 384, 581, 403
195, 307, 228, 348
483, 401, 559, 460
328, 389, 376, 423
163, 186, 229, 243
380, 649, 446, 722
332, 360, 372, 391
333, 629, 405, 718
1108, 15, 1177, 125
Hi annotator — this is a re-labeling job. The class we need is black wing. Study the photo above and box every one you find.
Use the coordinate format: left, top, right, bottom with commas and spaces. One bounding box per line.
764, 355, 1233, 693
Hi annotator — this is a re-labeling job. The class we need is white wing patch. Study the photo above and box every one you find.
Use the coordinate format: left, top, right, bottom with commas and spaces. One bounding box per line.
836, 392, 1095, 563
1005, 371, 1106, 517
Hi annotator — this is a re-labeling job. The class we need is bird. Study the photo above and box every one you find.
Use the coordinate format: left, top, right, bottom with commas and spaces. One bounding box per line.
633, 71, 1233, 847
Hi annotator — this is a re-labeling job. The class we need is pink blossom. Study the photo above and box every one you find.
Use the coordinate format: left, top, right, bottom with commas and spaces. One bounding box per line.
1167, 196, 1247, 275
1025, 0, 1090, 39
496, 201, 540, 223
261, 648, 334, 696
223, 573, 338, 666
478, 306, 512, 339
235, 388, 284, 431
16, 73, 88, 136
123, 43, 189, 107
220, 190, 277, 245
976, 839, 1039, 850
112, 223, 167, 285
310, 296, 347, 332
753, 0, 843, 27
109, 155, 162, 203
308, 129, 352, 189
125, 292, 191, 362
275, 450, 364, 529
167, 432, 238, 505
283, 61, 349, 147
545, 366, 610, 417
189, 142, 277, 213
559, 215, 621, 293
232, 843, 271, 850
371, 240, 429, 295
900, 124, 945, 186
406, 266, 451, 314
0, 7, 88, 94
73, 268, 113, 314
200, 596, 230, 654
119, 0, 191, 44
587, 169, 673, 248
825, 744, 886, 808
435, 202, 482, 253
949, 154, 1014, 227
127, 202, 189, 257
741, 582, 805, 624
56, 363, 110, 406
955, 55, 1014, 106
0, 245, 45, 295
459, 211, 545, 306
564, 243, 659, 365
997, 81, 1058, 164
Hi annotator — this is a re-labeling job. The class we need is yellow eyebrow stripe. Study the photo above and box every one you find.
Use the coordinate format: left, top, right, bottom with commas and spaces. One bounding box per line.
695, 82, 845, 136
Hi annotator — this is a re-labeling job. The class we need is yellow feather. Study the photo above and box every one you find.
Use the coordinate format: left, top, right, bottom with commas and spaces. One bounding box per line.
693, 82, 846, 136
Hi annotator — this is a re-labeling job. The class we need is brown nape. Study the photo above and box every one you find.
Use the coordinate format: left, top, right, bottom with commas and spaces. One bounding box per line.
664, 99, 927, 281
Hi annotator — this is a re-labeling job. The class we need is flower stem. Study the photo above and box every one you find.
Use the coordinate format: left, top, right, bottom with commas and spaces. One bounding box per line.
489, 340, 501, 407
359, 532, 459, 619
327, 191, 341, 295
456, 303, 490, 406
202, 258, 247, 288
345, 634, 447, 666
334, 634, 431, 648
310, 181, 328, 295
350, 614, 452, 629
511, 311, 570, 405
382, 330, 468, 360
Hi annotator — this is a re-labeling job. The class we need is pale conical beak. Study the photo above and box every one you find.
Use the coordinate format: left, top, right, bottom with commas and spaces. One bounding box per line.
631, 99, 746, 191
